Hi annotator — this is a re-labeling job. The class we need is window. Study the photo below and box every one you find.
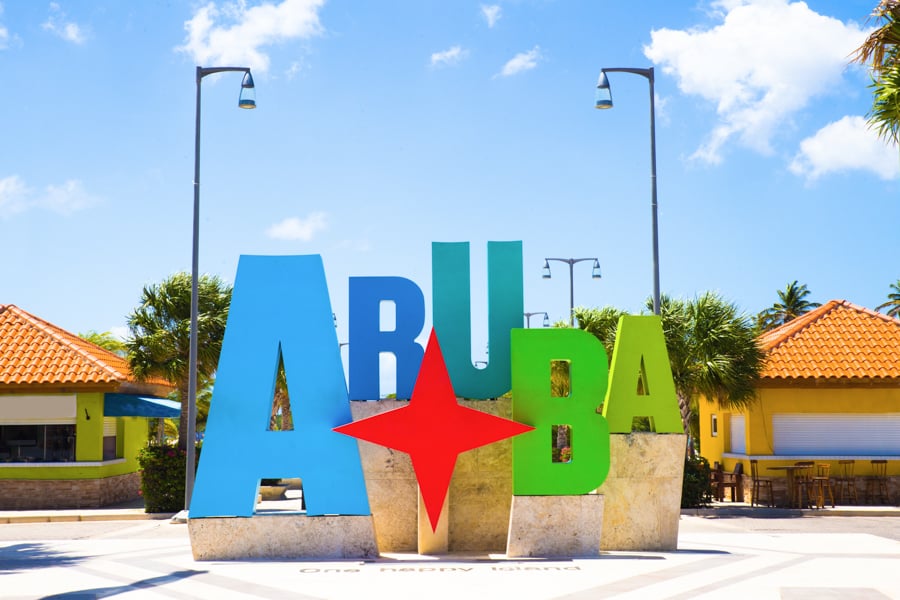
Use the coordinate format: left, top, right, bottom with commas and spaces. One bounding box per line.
711, 414, 718, 437
0, 424, 76, 462
729, 414, 746, 454
103, 418, 119, 461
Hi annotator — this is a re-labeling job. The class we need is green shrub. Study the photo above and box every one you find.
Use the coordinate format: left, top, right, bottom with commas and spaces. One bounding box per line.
681, 454, 713, 508
138, 445, 199, 513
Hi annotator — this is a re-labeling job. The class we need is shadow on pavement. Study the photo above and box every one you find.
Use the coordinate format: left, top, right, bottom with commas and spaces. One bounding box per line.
41, 569, 206, 599
0, 543, 82, 572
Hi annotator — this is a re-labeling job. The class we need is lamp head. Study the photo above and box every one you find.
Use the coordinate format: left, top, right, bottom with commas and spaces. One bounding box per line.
592, 259, 602, 279
239, 71, 256, 109
595, 71, 613, 109
542, 312, 550, 328
542, 260, 551, 279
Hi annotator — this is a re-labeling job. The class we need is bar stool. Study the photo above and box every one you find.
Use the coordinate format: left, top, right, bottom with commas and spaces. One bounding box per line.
794, 461, 815, 508
834, 460, 858, 505
812, 463, 835, 508
865, 459, 890, 505
750, 459, 774, 507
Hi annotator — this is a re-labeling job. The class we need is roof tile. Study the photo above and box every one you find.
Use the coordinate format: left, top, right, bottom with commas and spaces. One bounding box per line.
759, 299, 900, 382
0, 304, 169, 389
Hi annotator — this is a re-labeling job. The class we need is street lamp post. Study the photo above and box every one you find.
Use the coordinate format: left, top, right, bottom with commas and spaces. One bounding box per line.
595, 66, 660, 316
524, 311, 550, 328
185, 66, 256, 511
542, 258, 601, 327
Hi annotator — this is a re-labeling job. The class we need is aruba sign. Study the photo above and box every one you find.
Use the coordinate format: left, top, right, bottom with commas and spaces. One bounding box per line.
190, 241, 682, 529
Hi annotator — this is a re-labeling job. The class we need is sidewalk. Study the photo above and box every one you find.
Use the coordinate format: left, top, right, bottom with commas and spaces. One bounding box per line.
0, 497, 172, 524
2, 513, 900, 598
684, 500, 900, 518
4, 497, 899, 525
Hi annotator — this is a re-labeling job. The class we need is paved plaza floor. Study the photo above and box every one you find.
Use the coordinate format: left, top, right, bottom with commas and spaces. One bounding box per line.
1, 512, 900, 599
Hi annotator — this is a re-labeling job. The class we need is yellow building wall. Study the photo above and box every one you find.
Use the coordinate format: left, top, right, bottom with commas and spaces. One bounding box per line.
0, 394, 150, 481
699, 385, 900, 476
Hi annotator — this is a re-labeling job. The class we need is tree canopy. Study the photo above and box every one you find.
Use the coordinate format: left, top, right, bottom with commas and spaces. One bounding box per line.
876, 279, 900, 317
853, 1, 900, 144
571, 292, 764, 445
757, 281, 821, 331
126, 272, 232, 451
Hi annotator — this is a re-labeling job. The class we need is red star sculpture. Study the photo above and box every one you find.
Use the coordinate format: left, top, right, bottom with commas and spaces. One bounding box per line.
334, 328, 534, 531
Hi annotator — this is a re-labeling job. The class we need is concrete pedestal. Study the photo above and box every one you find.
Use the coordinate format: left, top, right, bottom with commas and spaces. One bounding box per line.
188, 515, 378, 560
506, 495, 604, 558
595, 433, 686, 551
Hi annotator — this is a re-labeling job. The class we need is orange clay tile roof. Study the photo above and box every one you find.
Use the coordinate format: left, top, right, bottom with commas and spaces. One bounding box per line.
758, 299, 900, 382
0, 304, 170, 391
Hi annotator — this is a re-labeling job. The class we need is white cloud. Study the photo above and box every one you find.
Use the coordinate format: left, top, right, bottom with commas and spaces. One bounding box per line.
644, 0, 869, 164
0, 24, 8, 50
177, 0, 325, 75
42, 2, 86, 44
481, 4, 501, 28
430, 45, 468, 68
266, 211, 327, 241
497, 45, 541, 78
0, 176, 97, 218
790, 115, 900, 182
0, 175, 28, 215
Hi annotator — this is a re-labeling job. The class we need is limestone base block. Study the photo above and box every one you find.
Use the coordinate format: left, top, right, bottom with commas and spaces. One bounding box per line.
188, 515, 378, 560
506, 495, 604, 558
595, 433, 686, 551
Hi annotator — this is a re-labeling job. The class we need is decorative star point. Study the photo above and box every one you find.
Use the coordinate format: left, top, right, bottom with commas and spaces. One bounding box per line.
334, 328, 533, 531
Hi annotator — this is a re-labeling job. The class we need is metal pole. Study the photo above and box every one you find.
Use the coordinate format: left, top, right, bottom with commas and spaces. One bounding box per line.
598, 67, 660, 315
648, 68, 660, 316
568, 260, 575, 327
184, 66, 253, 512
185, 66, 202, 510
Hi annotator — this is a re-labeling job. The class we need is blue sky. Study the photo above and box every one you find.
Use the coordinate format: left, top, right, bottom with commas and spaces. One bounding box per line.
1, 1, 897, 393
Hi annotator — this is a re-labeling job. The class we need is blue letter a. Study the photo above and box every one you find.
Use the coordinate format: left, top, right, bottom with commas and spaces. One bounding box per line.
190, 255, 370, 518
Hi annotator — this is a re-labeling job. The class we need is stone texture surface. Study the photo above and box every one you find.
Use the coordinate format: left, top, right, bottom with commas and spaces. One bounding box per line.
595, 433, 686, 551
188, 515, 378, 560
506, 495, 604, 557
0, 472, 140, 510
351, 400, 418, 552
449, 398, 514, 552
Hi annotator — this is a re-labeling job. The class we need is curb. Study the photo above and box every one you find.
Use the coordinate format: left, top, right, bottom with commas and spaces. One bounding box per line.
0, 512, 175, 524
682, 506, 900, 518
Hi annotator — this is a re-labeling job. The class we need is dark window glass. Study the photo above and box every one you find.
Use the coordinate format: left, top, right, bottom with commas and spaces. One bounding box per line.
0, 425, 76, 462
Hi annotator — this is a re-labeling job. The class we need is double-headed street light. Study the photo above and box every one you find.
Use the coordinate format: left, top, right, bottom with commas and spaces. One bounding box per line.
185, 66, 256, 510
524, 311, 550, 328
595, 66, 660, 316
542, 258, 601, 327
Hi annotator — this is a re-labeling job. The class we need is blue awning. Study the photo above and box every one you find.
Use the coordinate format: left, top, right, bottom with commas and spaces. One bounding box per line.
104, 394, 180, 418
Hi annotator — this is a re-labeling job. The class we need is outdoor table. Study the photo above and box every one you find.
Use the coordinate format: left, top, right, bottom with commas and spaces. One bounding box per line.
767, 465, 809, 508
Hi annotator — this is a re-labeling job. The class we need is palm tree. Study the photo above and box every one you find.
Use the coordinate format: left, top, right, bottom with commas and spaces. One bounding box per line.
852, 1, 900, 144
269, 358, 294, 431
660, 293, 764, 442
876, 279, 900, 317
126, 272, 232, 451
79, 330, 127, 356
573, 296, 764, 445
757, 281, 821, 331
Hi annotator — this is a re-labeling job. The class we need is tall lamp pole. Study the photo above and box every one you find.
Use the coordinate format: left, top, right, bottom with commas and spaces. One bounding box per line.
595, 67, 660, 315
185, 66, 256, 511
542, 258, 601, 327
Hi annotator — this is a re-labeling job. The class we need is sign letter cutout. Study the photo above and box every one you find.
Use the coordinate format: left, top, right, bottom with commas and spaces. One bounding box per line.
602, 315, 683, 433
348, 276, 425, 400
511, 328, 610, 495
432, 241, 524, 399
190, 255, 370, 518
